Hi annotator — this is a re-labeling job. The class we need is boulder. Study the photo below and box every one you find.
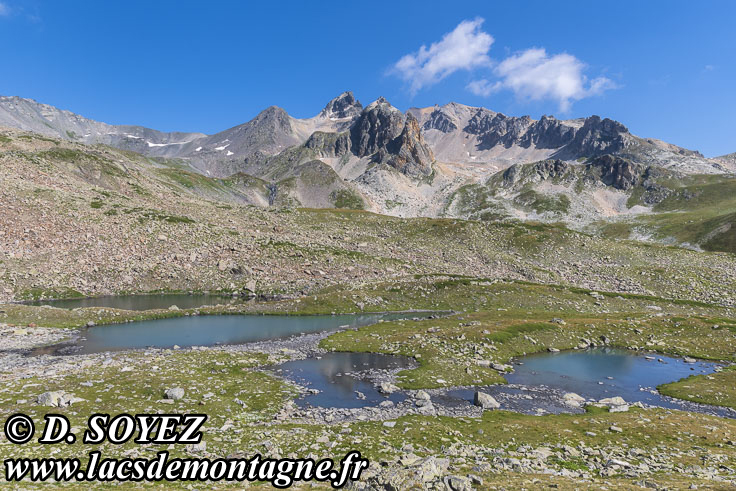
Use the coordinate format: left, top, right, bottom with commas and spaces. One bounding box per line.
563, 392, 586, 407
473, 391, 500, 410
37, 391, 84, 407
599, 396, 627, 406
378, 382, 399, 394
443, 475, 473, 491
164, 388, 185, 401
37, 391, 64, 407
415, 390, 431, 401
491, 363, 512, 372
414, 457, 450, 483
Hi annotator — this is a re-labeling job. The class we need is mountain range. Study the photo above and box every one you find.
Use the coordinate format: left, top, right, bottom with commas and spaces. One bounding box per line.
1, 92, 735, 252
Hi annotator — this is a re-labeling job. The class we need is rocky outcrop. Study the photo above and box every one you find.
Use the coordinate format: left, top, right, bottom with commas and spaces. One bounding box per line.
378, 113, 435, 178
500, 159, 570, 186
534, 159, 570, 180
714, 152, 736, 172
588, 155, 643, 190
304, 131, 351, 157
422, 108, 458, 133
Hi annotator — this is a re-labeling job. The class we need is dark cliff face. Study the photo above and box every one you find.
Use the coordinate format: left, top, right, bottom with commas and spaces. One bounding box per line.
519, 116, 578, 150
349, 97, 406, 157
380, 113, 435, 178
465, 110, 534, 149
588, 155, 642, 190
559, 116, 629, 159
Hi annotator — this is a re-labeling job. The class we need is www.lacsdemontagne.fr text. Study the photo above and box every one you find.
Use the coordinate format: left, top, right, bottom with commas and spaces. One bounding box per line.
5, 450, 369, 487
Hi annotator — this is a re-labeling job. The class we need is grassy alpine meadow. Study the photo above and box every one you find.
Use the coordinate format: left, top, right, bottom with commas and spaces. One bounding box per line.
3, 11, 736, 487
2, 277, 736, 488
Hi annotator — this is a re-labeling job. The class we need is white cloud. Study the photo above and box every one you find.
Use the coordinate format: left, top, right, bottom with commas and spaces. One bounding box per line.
393, 20, 615, 110
0, 2, 10, 16
391, 18, 493, 95
476, 48, 615, 111
466, 79, 499, 97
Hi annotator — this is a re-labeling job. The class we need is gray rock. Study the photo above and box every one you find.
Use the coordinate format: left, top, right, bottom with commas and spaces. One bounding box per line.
443, 475, 473, 491
37, 391, 83, 407
415, 390, 431, 401
378, 382, 399, 394
37, 391, 64, 407
599, 396, 627, 406
563, 392, 586, 407
164, 388, 185, 400
473, 391, 500, 410
186, 441, 206, 454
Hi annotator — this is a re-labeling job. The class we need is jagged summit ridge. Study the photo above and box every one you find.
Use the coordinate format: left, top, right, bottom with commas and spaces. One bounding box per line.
319, 91, 363, 120
0, 91, 729, 192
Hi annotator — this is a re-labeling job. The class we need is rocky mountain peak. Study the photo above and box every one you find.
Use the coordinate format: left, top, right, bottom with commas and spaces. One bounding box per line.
319, 91, 363, 120
366, 96, 398, 110
422, 107, 458, 133
350, 97, 405, 157
252, 106, 292, 130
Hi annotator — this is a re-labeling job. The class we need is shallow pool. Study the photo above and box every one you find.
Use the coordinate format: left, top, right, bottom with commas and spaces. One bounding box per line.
273, 352, 413, 408
42, 312, 438, 355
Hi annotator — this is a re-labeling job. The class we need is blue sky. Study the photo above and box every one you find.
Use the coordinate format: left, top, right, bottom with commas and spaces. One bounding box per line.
1, 0, 734, 157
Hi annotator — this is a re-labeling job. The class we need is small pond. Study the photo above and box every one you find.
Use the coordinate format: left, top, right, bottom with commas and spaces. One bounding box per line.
504, 347, 717, 407
41, 312, 438, 355
447, 348, 727, 415
273, 352, 413, 408
25, 293, 247, 311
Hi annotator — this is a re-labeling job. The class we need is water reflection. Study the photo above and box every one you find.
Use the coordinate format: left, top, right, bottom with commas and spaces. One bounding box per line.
504, 347, 718, 409
274, 352, 413, 408
37, 312, 438, 355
